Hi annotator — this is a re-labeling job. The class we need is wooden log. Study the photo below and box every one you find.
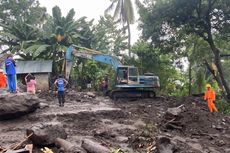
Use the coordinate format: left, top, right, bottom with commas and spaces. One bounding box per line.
5, 149, 29, 153
166, 123, 183, 130
55, 138, 86, 153
81, 139, 110, 153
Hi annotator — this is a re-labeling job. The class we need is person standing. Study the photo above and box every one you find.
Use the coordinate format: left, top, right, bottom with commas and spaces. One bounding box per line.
101, 77, 108, 96
204, 84, 218, 113
0, 69, 7, 93
5, 54, 16, 93
25, 73, 36, 94
54, 75, 68, 107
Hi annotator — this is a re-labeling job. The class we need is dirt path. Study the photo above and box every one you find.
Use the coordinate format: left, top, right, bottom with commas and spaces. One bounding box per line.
0, 91, 230, 153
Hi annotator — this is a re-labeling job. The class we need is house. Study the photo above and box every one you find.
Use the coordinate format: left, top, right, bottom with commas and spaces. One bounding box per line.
16, 60, 53, 91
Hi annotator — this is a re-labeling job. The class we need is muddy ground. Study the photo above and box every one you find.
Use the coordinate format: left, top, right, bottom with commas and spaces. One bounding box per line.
0, 90, 230, 153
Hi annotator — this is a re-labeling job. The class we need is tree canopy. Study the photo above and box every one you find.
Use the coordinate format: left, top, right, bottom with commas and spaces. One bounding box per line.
137, 0, 230, 100
0, 0, 230, 99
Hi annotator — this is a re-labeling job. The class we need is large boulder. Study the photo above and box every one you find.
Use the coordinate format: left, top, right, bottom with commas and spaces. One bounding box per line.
26, 122, 67, 146
0, 93, 40, 120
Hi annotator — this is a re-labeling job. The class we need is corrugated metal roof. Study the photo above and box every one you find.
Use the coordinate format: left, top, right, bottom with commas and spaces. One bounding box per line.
16, 60, 53, 74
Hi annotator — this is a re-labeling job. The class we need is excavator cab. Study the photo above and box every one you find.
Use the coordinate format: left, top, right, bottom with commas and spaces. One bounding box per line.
116, 66, 139, 85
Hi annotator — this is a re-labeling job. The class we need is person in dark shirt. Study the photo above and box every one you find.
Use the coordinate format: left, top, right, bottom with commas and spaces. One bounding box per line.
5, 54, 16, 93
101, 77, 108, 96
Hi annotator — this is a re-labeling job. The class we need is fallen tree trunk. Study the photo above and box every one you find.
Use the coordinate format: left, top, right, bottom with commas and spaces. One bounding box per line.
55, 138, 86, 153
81, 139, 110, 153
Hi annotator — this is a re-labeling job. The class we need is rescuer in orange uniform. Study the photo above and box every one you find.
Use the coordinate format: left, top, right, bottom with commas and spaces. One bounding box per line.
0, 69, 7, 89
204, 84, 218, 112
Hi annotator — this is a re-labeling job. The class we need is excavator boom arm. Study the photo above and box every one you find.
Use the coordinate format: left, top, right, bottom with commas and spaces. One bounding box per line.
72, 51, 122, 70
65, 45, 122, 79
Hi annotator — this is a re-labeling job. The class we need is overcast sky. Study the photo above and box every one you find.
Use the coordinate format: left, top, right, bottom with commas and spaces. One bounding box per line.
38, 0, 140, 45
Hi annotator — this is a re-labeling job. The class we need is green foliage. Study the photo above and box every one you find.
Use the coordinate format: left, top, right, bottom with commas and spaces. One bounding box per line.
0, 0, 46, 26
137, 0, 230, 99
2, 0, 229, 97
91, 15, 128, 55
216, 99, 230, 114
138, 0, 230, 44
132, 41, 187, 96
105, 0, 135, 56
84, 61, 100, 87
0, 0, 46, 53
72, 60, 114, 91
105, 0, 134, 24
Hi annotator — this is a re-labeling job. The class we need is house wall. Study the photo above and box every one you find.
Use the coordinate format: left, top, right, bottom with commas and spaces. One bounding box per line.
34, 73, 49, 91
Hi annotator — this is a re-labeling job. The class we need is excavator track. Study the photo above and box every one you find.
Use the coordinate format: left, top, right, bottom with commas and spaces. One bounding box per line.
109, 89, 156, 100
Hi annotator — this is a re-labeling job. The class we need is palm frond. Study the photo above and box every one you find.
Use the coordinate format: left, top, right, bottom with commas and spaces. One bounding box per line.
52, 6, 62, 25
33, 44, 50, 57
124, 0, 135, 23
135, 0, 142, 8
65, 9, 75, 23
0, 31, 19, 40
105, 0, 119, 15
25, 45, 40, 53
65, 21, 78, 33
113, 0, 122, 20
76, 16, 87, 22
25, 44, 50, 57
17, 53, 32, 60
72, 34, 87, 40
0, 23, 9, 29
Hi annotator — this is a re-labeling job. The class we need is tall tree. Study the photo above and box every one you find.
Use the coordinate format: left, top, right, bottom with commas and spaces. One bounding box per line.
0, 0, 46, 26
137, 0, 230, 101
132, 41, 186, 96
39, 6, 94, 74
105, 0, 135, 56
91, 15, 128, 55
0, 0, 47, 53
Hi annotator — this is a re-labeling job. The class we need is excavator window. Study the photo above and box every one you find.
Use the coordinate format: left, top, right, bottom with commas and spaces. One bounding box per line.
128, 67, 138, 83
117, 67, 139, 85
117, 67, 128, 84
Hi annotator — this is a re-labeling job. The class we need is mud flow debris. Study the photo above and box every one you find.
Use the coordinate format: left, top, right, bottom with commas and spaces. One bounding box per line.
0, 93, 230, 153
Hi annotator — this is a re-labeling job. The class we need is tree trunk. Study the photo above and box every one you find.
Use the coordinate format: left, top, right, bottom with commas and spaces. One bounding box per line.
204, 1, 230, 101
55, 138, 86, 153
188, 62, 192, 96
207, 34, 230, 101
52, 44, 58, 76
81, 139, 111, 153
204, 60, 227, 100
127, 21, 131, 57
